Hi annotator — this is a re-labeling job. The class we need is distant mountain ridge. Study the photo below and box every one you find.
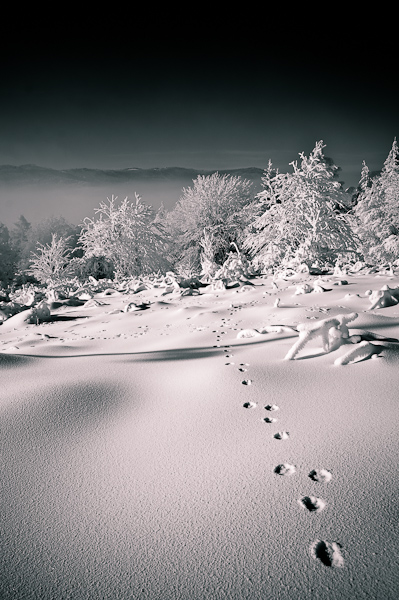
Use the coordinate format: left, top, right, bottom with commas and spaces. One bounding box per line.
0, 164, 265, 186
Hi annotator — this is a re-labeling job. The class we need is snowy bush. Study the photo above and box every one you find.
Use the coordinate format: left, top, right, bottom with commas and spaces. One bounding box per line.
243, 142, 358, 270
214, 242, 253, 282
79, 194, 171, 279
70, 255, 115, 281
173, 247, 202, 279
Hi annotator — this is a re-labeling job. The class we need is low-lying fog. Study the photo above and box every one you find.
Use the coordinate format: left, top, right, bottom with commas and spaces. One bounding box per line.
0, 180, 186, 227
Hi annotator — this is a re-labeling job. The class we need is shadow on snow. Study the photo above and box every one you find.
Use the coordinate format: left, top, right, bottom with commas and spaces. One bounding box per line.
0, 335, 298, 363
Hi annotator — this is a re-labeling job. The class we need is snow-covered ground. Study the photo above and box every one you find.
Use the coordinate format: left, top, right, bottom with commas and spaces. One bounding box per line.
1, 271, 398, 599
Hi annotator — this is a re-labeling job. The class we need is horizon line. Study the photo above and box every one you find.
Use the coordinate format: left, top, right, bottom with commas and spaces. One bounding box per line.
0, 163, 266, 171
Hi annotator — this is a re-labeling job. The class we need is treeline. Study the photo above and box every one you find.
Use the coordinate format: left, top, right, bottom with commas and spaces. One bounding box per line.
0, 215, 81, 287
1, 139, 398, 288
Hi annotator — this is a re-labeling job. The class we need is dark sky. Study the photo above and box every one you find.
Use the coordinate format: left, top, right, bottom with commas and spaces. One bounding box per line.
0, 11, 397, 189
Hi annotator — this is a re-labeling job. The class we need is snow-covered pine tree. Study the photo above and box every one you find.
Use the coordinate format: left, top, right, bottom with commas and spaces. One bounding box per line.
241, 160, 288, 269
359, 160, 371, 192
354, 138, 399, 263
243, 141, 356, 270
353, 164, 379, 261
0, 223, 17, 286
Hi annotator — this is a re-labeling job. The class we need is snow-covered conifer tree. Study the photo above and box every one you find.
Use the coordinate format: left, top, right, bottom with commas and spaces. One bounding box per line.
358, 160, 371, 192
0, 223, 17, 286
354, 139, 399, 263
243, 141, 356, 270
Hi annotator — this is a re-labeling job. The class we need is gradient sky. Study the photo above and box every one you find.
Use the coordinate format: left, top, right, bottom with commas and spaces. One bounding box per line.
0, 12, 397, 189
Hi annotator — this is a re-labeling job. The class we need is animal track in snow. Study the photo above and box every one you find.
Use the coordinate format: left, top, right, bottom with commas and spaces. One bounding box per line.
262, 417, 278, 423
298, 495, 326, 513
274, 431, 289, 440
309, 469, 332, 483
265, 404, 279, 411
243, 401, 257, 409
310, 540, 344, 568
274, 464, 296, 476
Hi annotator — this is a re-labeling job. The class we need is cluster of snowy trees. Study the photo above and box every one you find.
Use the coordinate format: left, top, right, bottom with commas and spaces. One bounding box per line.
0, 215, 80, 287
353, 140, 399, 263
0, 139, 398, 287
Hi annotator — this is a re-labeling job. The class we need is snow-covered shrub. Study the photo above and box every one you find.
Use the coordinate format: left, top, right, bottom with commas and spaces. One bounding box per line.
173, 247, 201, 279
79, 194, 171, 279
70, 255, 115, 281
243, 142, 358, 271
214, 243, 253, 282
